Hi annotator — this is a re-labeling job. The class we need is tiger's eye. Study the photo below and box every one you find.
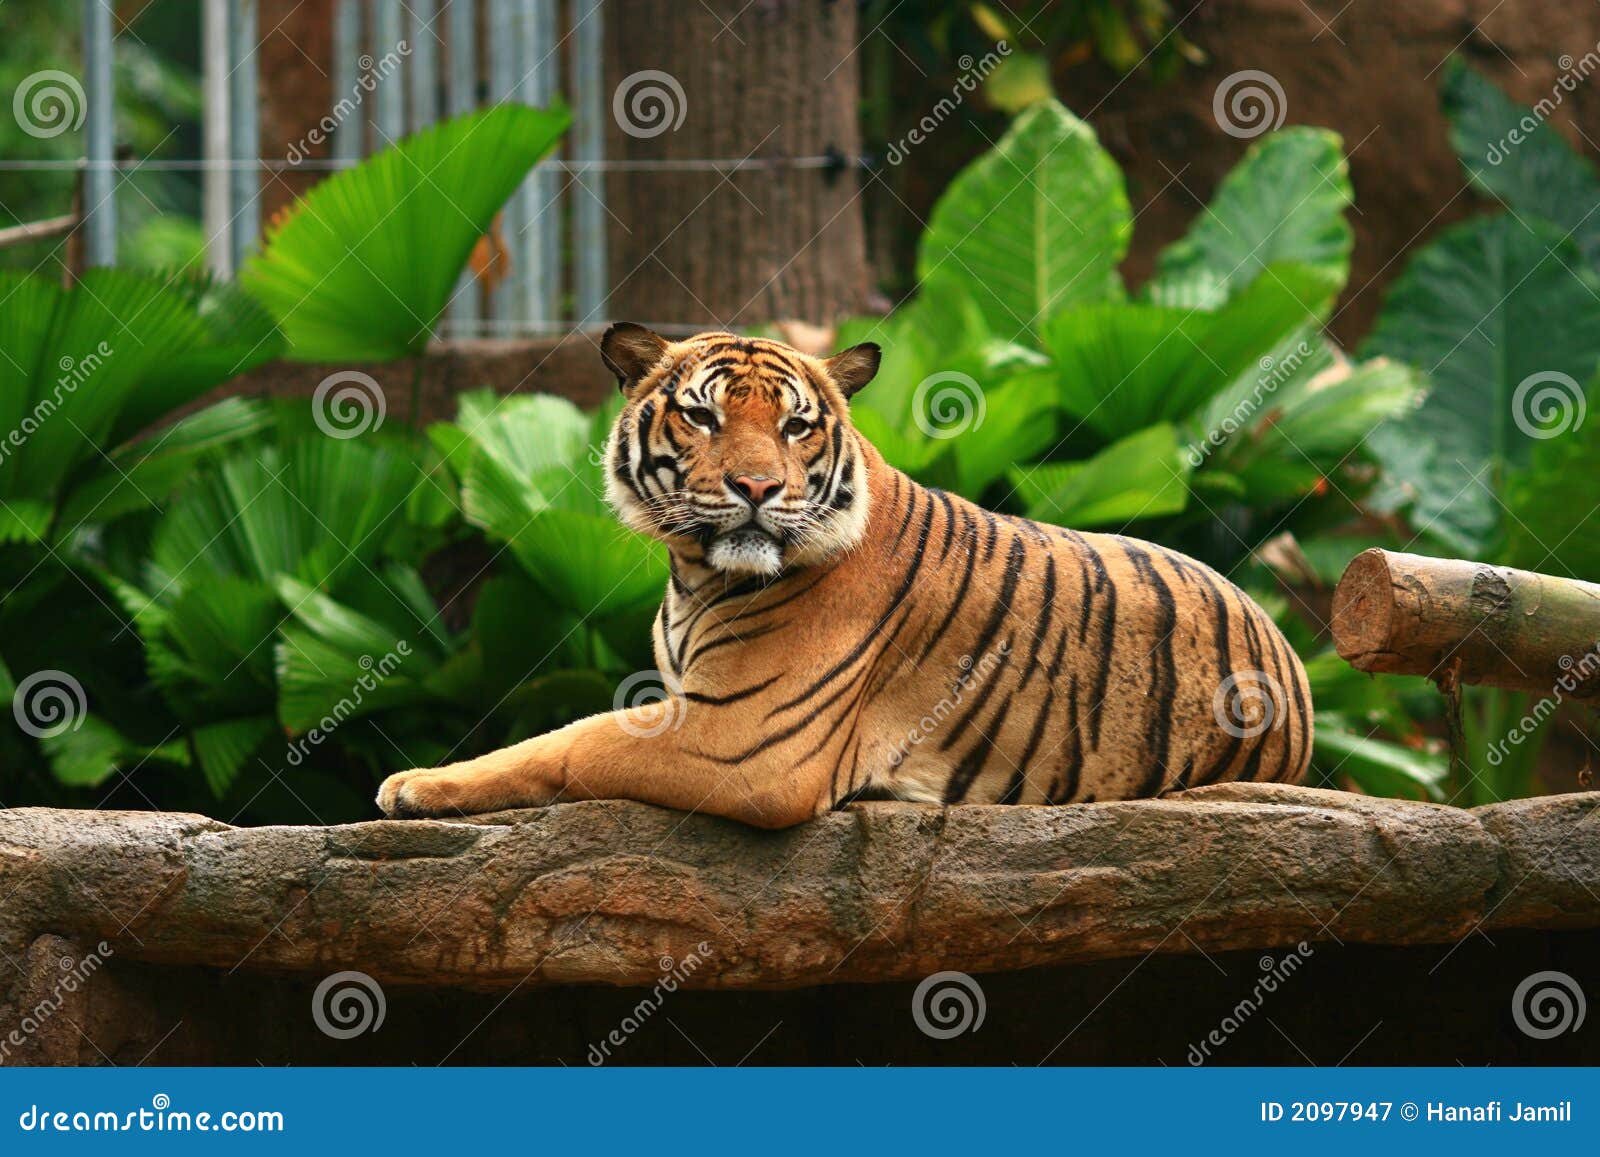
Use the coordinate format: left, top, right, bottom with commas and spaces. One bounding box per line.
684, 407, 717, 430
783, 417, 811, 438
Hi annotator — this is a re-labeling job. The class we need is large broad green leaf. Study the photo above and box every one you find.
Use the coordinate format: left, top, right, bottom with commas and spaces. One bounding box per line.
439, 392, 666, 616
1147, 127, 1353, 301
1362, 214, 1600, 552
1441, 58, 1600, 268
242, 103, 570, 362
1501, 376, 1600, 580
1043, 264, 1337, 441
1009, 423, 1191, 527
916, 99, 1131, 344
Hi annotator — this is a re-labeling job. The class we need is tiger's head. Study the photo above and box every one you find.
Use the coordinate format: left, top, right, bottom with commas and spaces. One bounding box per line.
600, 323, 881, 577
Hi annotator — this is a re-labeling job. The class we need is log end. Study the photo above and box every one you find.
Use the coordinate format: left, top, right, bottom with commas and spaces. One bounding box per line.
1332, 547, 1398, 670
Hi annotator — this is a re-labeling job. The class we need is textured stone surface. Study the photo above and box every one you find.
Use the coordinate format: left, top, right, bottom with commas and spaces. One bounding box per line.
2, 784, 1595, 999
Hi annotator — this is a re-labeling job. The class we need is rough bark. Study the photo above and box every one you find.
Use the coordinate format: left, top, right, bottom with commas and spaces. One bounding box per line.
601, 0, 872, 328
1333, 548, 1600, 695
2, 784, 1595, 998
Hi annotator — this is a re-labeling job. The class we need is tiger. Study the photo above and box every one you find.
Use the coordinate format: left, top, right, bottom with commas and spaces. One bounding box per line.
377, 324, 1313, 827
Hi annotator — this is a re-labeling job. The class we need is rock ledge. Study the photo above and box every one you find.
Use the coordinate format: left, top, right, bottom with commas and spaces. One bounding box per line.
2, 784, 1595, 991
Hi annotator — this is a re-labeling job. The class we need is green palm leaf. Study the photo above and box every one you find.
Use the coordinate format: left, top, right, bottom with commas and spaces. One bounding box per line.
0, 268, 282, 538
241, 104, 570, 362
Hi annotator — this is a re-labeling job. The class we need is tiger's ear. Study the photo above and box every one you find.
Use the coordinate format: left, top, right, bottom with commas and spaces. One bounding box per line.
601, 323, 670, 392
825, 342, 881, 398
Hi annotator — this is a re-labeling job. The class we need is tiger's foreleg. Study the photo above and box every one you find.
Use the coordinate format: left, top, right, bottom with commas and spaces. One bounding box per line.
376, 701, 830, 829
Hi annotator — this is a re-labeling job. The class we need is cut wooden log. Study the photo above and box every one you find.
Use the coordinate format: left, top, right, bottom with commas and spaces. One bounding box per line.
1332, 548, 1600, 695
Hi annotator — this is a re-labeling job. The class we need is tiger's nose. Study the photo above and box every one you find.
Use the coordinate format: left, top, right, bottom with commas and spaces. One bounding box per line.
728, 474, 783, 505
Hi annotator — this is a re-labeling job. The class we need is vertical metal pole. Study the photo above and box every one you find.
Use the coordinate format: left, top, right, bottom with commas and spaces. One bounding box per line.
408, 0, 439, 132
572, 0, 607, 324
524, 0, 559, 331
373, 1, 405, 148
202, 0, 233, 276
230, 0, 260, 266
332, 0, 361, 165
81, 0, 116, 267
488, 0, 523, 333
445, 0, 478, 338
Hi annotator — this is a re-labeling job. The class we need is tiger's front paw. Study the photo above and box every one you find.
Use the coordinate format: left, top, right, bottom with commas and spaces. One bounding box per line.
376, 762, 559, 818
376, 769, 443, 818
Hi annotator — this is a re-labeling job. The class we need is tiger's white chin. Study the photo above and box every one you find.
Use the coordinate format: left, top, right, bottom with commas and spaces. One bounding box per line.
707, 528, 784, 576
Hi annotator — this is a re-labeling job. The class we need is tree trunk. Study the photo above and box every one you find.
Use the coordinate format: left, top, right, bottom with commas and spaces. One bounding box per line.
602, 0, 872, 331
1332, 548, 1600, 697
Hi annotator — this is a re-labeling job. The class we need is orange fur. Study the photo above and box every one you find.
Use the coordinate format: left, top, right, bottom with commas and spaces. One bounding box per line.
378, 327, 1312, 827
